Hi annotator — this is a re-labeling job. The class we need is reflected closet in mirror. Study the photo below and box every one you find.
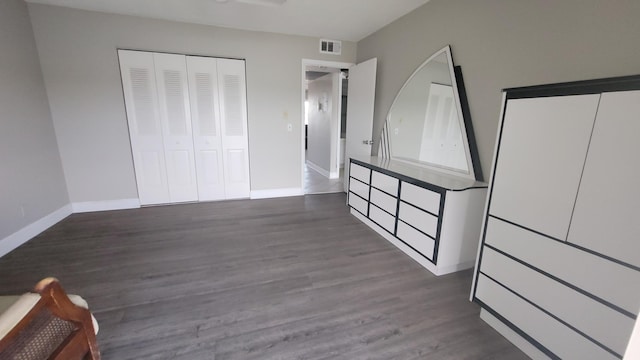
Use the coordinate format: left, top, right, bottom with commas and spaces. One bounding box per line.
379, 45, 482, 181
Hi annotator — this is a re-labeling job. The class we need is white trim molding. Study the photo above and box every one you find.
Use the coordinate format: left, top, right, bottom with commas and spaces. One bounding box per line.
71, 198, 140, 213
306, 160, 331, 178
0, 204, 72, 258
250, 188, 304, 199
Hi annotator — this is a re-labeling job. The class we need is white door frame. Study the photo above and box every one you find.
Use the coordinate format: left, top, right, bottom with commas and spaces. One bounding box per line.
301, 59, 354, 192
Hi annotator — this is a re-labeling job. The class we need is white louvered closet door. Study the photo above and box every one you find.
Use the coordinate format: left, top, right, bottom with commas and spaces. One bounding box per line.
217, 59, 250, 199
153, 53, 199, 203
118, 50, 170, 205
186, 56, 226, 201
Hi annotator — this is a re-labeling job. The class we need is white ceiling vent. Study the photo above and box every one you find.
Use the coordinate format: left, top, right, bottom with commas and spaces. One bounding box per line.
319, 39, 342, 55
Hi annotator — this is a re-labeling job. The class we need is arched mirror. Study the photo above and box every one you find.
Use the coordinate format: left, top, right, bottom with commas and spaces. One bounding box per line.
379, 45, 482, 181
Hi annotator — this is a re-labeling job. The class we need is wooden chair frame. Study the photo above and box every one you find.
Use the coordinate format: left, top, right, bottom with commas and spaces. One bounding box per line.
0, 278, 100, 360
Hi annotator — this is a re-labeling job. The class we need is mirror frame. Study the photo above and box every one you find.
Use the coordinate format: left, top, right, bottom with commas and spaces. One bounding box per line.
381, 45, 483, 181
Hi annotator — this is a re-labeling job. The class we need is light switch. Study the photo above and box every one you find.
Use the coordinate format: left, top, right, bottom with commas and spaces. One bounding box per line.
287, 123, 293, 132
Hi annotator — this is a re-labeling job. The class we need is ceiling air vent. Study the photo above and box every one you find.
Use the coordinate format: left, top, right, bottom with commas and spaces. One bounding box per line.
319, 39, 342, 55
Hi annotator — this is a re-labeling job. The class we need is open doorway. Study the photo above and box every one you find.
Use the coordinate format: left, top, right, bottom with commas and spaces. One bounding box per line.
301, 59, 353, 194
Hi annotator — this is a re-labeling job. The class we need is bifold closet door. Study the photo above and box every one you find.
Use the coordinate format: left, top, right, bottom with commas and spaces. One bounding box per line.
186, 56, 226, 201
217, 59, 250, 199
118, 50, 170, 205
153, 53, 198, 203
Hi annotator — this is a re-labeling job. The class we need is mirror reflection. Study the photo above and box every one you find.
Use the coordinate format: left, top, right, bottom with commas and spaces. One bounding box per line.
385, 47, 471, 175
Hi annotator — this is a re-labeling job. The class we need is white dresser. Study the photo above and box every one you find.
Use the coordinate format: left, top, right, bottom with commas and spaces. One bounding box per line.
471, 76, 640, 359
348, 157, 487, 276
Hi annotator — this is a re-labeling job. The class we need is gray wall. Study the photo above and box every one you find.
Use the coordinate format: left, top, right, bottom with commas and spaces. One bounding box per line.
0, 0, 69, 239
28, 4, 356, 202
357, 0, 640, 178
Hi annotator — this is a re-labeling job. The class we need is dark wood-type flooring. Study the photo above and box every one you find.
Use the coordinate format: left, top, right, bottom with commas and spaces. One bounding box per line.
0, 193, 527, 359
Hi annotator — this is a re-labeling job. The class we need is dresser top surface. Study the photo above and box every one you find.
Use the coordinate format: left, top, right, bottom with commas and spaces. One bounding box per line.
351, 156, 487, 191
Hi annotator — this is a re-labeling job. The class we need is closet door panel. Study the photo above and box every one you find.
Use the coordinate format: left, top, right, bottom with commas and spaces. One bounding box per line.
489, 94, 600, 240
154, 53, 198, 203
118, 50, 170, 205
218, 59, 250, 198
568, 91, 640, 266
186, 56, 225, 201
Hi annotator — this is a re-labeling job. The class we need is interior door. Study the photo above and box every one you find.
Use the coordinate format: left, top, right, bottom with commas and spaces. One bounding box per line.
344, 58, 377, 190
217, 59, 251, 199
154, 53, 198, 203
118, 50, 170, 205
186, 56, 226, 201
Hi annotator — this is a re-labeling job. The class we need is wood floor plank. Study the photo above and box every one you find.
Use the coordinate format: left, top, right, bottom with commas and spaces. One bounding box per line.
0, 193, 527, 359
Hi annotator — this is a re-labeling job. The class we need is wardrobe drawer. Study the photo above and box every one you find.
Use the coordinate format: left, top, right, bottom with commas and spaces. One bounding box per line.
397, 221, 435, 260
485, 217, 640, 315
349, 178, 369, 201
370, 188, 397, 215
480, 247, 634, 355
369, 205, 395, 233
398, 202, 438, 238
476, 274, 618, 360
371, 171, 399, 196
350, 162, 370, 184
348, 193, 368, 215
400, 182, 441, 215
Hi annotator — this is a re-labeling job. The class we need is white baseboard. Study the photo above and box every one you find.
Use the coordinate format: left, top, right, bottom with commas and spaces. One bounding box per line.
251, 188, 304, 199
72, 198, 140, 213
0, 204, 72, 258
306, 160, 331, 178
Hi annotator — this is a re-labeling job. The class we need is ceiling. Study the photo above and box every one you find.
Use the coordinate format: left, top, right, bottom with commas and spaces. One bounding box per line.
25, 0, 430, 42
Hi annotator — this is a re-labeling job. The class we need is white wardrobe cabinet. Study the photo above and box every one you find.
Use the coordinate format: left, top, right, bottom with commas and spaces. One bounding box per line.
472, 76, 640, 360
348, 157, 487, 276
119, 50, 250, 205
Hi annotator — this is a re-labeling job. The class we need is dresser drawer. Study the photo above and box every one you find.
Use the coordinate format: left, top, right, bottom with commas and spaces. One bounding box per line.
348, 192, 368, 215
370, 188, 397, 215
397, 221, 435, 260
349, 177, 369, 201
400, 182, 441, 215
369, 205, 395, 233
371, 171, 399, 196
398, 202, 438, 238
350, 162, 370, 184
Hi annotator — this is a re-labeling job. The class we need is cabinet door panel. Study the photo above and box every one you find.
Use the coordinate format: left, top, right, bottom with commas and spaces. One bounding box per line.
568, 91, 640, 266
118, 50, 170, 205
186, 56, 225, 201
490, 95, 600, 240
217, 59, 250, 199
154, 53, 198, 203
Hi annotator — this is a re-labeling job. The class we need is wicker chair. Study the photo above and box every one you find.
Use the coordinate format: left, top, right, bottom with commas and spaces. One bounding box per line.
0, 278, 100, 360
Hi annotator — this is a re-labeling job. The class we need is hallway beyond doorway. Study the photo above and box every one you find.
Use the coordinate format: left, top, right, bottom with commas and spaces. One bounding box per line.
304, 163, 344, 194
